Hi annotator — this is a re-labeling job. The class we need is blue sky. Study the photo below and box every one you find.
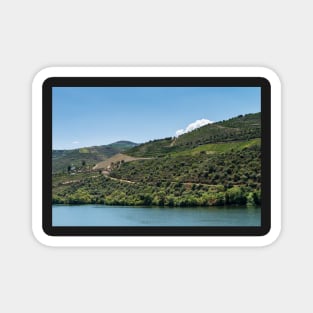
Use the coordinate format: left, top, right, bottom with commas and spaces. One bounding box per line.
52, 87, 260, 150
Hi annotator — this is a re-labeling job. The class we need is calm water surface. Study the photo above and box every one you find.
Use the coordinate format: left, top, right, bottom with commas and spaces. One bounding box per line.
52, 204, 261, 226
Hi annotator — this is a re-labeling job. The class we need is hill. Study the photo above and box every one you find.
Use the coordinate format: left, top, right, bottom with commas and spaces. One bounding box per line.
127, 112, 260, 157
52, 113, 261, 207
52, 141, 137, 173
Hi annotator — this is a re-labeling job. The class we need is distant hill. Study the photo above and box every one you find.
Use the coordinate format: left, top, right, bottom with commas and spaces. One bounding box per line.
52, 141, 138, 173
106, 140, 139, 150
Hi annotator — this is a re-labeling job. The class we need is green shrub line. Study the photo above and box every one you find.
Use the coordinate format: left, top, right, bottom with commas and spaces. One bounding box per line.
53, 146, 261, 207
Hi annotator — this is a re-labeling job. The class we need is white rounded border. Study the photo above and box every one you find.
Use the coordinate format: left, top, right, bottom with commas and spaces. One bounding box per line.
32, 67, 281, 247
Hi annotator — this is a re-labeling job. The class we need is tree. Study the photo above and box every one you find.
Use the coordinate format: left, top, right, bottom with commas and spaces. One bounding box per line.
226, 186, 246, 205
246, 192, 255, 206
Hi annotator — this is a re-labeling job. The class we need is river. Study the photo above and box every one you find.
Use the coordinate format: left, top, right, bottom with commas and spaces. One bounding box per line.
52, 204, 261, 226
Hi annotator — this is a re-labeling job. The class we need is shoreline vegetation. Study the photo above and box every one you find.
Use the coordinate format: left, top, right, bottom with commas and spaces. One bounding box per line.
52, 113, 261, 208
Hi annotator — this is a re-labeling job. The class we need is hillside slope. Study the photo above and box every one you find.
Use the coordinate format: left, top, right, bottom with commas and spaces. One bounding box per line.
127, 112, 260, 157
93, 153, 150, 170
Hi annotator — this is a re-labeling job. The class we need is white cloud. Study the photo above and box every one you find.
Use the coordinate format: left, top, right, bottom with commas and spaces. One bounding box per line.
72, 141, 80, 145
175, 119, 214, 137
175, 129, 185, 137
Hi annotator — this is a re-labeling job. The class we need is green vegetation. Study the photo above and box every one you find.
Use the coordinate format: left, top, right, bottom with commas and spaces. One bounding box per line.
110, 144, 260, 187
53, 172, 260, 207
171, 138, 260, 157
52, 113, 261, 207
126, 137, 175, 157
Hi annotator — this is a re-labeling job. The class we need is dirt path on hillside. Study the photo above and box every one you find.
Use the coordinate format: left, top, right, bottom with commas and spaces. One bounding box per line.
169, 137, 177, 147
101, 171, 231, 188
57, 171, 235, 188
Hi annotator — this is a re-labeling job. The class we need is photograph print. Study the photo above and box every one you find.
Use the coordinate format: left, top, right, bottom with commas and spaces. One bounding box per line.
52, 86, 261, 227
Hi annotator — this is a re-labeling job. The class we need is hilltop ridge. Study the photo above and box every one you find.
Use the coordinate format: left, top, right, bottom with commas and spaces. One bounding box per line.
127, 112, 260, 157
